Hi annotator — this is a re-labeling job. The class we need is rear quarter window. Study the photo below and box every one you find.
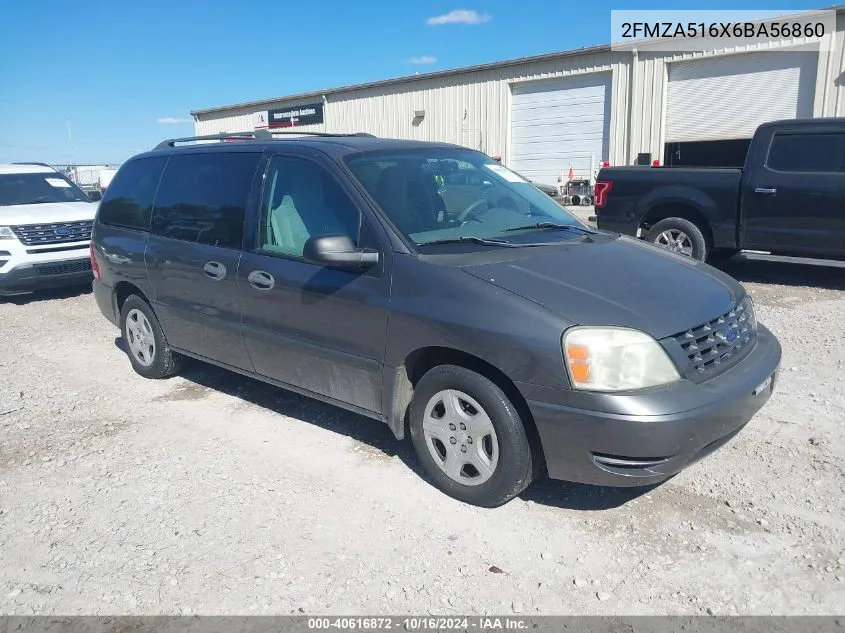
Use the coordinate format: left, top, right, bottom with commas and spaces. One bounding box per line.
766, 132, 845, 173
98, 157, 168, 231
150, 152, 260, 250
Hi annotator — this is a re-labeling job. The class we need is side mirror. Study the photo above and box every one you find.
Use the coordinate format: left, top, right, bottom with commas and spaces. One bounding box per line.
303, 234, 379, 270
481, 180, 493, 188
88, 190, 102, 202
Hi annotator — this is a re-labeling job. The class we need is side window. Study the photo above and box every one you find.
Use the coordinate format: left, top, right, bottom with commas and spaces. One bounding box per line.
98, 157, 167, 231
150, 152, 260, 249
259, 156, 360, 258
767, 133, 845, 173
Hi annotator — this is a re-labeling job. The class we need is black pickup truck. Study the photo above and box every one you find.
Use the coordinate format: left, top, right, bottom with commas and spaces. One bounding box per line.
594, 118, 845, 263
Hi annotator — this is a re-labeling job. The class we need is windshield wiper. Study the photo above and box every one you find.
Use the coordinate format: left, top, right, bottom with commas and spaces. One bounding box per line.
18, 199, 53, 205
503, 222, 597, 235
422, 236, 521, 247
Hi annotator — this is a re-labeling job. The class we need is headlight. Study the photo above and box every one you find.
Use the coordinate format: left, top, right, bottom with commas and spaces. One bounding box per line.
0, 227, 15, 240
741, 295, 757, 331
563, 326, 681, 392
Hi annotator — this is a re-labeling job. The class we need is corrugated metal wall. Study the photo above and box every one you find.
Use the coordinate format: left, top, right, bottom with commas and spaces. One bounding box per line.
821, 11, 845, 116
195, 51, 631, 169
195, 16, 844, 168
630, 37, 830, 162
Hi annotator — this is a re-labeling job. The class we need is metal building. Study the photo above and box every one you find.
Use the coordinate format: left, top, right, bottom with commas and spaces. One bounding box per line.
192, 8, 845, 186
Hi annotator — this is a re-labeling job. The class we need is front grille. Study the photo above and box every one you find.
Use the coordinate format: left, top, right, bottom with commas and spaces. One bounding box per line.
672, 301, 757, 379
34, 260, 92, 276
11, 220, 93, 246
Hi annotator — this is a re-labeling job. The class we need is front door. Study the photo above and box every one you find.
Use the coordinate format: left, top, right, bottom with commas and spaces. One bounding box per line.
238, 151, 391, 414
145, 150, 262, 370
742, 129, 845, 257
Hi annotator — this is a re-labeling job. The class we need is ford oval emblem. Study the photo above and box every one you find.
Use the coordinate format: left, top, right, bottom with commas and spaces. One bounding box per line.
54, 226, 72, 236
724, 327, 739, 344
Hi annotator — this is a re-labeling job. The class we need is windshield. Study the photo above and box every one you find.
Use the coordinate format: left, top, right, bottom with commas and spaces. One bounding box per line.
0, 172, 91, 206
345, 148, 580, 246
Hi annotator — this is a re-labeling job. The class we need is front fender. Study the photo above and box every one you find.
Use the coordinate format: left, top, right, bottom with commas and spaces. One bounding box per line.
380, 254, 572, 437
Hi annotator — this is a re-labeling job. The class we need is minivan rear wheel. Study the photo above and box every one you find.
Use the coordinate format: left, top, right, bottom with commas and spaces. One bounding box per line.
119, 294, 182, 379
409, 365, 536, 507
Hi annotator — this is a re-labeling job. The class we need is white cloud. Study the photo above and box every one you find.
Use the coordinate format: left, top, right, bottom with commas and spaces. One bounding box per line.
425, 9, 491, 25
156, 117, 192, 125
408, 55, 437, 65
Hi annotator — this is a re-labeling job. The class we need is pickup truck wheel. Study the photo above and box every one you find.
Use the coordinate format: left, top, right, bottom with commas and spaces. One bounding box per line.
409, 365, 536, 507
645, 218, 707, 261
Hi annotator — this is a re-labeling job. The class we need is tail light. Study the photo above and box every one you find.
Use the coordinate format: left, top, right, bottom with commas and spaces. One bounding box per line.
594, 180, 613, 209
652, 160, 661, 167
90, 242, 100, 280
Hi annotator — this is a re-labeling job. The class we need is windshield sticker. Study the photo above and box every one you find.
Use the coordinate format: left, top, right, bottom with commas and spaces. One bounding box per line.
45, 178, 72, 188
484, 163, 527, 183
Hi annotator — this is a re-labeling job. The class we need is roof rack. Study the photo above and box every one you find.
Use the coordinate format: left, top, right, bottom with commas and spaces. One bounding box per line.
12, 162, 54, 168
154, 130, 273, 149
264, 130, 377, 138
155, 130, 377, 149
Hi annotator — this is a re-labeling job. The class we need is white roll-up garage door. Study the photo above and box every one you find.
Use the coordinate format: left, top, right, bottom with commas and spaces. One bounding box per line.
665, 51, 818, 142
509, 73, 611, 185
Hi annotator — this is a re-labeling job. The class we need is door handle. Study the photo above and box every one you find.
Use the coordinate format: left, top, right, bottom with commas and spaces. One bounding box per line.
754, 187, 777, 195
203, 261, 227, 280
247, 270, 275, 291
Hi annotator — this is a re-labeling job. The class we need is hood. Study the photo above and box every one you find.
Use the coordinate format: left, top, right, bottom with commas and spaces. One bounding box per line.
463, 235, 743, 340
0, 201, 97, 226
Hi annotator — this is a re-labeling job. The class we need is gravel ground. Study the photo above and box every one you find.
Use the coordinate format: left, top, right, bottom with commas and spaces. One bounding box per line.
1, 256, 844, 616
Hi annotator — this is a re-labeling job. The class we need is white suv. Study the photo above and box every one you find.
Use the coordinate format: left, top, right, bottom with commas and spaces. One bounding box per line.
0, 163, 98, 296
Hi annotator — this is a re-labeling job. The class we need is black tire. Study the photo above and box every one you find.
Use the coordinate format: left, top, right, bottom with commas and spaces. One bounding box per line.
645, 217, 708, 261
408, 365, 537, 507
119, 294, 182, 379
706, 248, 740, 266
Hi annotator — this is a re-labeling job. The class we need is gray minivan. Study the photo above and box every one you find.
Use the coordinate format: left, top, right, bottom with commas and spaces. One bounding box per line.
91, 132, 781, 507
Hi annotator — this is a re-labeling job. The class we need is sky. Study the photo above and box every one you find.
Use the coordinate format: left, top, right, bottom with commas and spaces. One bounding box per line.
0, 0, 826, 165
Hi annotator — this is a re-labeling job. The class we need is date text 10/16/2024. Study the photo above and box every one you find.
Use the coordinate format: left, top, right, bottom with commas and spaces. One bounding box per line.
308, 617, 528, 630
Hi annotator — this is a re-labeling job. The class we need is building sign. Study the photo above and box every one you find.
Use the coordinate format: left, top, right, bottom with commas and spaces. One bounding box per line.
253, 111, 268, 130
268, 103, 324, 128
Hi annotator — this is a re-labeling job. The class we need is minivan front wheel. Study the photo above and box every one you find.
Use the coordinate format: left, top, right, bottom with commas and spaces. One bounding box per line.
119, 295, 182, 379
409, 365, 536, 507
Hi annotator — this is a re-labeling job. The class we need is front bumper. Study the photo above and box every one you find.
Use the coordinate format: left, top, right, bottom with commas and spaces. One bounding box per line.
0, 258, 93, 296
520, 324, 781, 487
